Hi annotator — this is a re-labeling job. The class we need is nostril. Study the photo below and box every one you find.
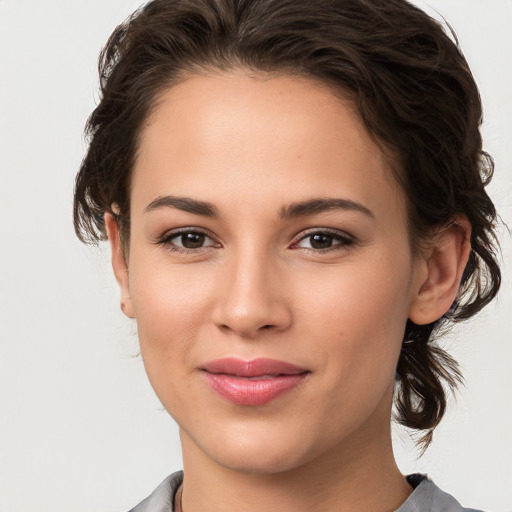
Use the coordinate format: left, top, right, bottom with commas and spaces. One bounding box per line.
212, 299, 293, 337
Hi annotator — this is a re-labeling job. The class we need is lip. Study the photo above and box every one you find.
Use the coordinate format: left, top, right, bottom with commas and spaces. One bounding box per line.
201, 358, 310, 406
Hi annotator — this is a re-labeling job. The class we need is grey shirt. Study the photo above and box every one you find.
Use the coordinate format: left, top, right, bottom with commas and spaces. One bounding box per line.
128, 471, 483, 512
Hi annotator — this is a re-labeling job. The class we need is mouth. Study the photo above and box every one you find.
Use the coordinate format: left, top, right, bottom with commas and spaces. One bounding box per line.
201, 358, 310, 406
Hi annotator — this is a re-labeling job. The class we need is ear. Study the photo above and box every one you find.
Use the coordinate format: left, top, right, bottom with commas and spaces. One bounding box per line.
408, 216, 471, 325
105, 212, 134, 319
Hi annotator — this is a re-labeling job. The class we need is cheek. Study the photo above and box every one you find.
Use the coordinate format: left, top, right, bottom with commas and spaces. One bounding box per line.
299, 253, 411, 333
127, 263, 217, 419
296, 254, 412, 384
130, 245, 212, 318
127, 252, 216, 373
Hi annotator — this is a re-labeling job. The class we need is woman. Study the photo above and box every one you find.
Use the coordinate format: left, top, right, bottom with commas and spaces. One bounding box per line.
73, 0, 501, 510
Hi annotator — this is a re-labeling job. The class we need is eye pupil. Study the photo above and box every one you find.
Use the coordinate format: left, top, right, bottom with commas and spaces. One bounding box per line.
310, 234, 333, 249
181, 232, 205, 248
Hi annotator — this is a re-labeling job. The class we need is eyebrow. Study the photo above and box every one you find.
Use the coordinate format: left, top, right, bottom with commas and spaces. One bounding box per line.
279, 197, 374, 219
144, 195, 221, 217
144, 195, 374, 220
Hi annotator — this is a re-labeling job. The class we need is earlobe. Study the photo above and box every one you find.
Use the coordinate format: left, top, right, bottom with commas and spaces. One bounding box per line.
408, 216, 471, 325
105, 212, 135, 319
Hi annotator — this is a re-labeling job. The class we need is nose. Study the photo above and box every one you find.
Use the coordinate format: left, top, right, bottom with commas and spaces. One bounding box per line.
211, 250, 293, 339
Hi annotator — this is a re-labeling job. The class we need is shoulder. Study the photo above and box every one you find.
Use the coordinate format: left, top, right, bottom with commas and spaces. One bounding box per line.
128, 470, 183, 512
397, 474, 485, 512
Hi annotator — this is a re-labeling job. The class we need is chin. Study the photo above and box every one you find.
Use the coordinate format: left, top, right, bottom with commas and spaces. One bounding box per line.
211, 443, 309, 475
182, 418, 327, 475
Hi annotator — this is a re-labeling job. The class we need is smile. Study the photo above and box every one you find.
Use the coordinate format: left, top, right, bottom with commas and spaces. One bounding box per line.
201, 358, 310, 406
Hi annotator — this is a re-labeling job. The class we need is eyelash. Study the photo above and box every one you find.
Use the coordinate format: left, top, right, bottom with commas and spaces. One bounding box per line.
292, 228, 354, 253
156, 228, 219, 254
156, 227, 354, 254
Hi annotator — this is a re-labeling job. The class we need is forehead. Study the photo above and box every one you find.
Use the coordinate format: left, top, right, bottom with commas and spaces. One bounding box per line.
132, 71, 405, 222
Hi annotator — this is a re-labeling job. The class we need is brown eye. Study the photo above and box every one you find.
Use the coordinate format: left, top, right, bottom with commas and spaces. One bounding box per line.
158, 229, 219, 252
295, 230, 353, 252
309, 234, 334, 249
180, 232, 206, 249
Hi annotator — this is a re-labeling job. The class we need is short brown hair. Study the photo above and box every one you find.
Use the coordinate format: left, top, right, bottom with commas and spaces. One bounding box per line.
74, 0, 501, 447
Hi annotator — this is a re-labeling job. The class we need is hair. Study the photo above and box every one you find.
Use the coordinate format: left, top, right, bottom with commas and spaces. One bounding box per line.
74, 0, 501, 448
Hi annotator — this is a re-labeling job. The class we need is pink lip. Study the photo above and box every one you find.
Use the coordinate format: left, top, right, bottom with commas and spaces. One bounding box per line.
202, 358, 309, 406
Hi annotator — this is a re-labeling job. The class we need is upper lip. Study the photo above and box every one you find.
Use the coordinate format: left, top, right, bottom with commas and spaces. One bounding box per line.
202, 358, 309, 377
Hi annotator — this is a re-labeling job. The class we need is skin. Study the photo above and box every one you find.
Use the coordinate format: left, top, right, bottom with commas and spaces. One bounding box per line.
106, 71, 471, 512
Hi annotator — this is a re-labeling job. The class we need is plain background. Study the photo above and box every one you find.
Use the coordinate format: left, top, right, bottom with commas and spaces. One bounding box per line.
0, 1, 511, 511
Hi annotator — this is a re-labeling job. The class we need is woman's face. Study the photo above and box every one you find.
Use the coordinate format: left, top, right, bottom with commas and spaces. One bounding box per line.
116, 71, 427, 473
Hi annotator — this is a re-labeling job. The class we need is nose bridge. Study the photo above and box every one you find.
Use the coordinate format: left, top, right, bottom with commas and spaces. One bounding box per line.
213, 240, 291, 337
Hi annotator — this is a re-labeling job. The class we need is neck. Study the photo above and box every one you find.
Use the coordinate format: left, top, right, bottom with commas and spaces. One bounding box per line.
179, 423, 412, 512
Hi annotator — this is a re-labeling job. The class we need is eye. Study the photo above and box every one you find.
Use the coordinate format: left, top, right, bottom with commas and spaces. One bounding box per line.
157, 229, 220, 253
294, 229, 353, 252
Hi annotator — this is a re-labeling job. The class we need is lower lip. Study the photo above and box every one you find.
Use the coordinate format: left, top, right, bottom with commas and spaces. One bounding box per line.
203, 372, 308, 406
